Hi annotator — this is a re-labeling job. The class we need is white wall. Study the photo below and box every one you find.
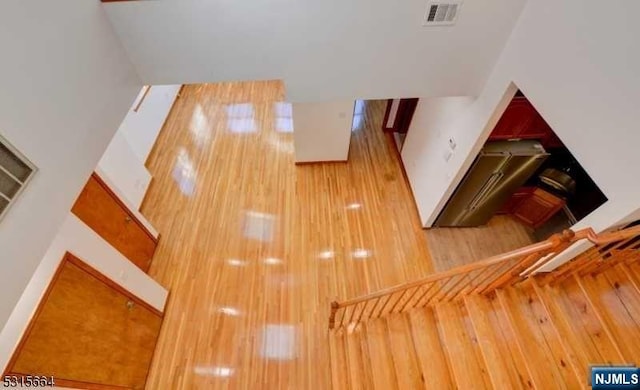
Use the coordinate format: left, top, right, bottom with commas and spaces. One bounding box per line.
97, 84, 180, 210
104, 0, 526, 102
0, 214, 168, 373
97, 132, 152, 209
0, 2, 141, 331
403, 0, 640, 269
401, 97, 476, 225
293, 101, 354, 163
119, 85, 181, 163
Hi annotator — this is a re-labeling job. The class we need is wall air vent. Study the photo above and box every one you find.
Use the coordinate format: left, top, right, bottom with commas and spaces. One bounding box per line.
423, 1, 462, 26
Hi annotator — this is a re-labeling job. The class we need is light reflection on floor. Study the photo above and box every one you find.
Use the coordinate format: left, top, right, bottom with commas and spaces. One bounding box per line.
190, 104, 211, 148
274, 102, 293, 133
242, 210, 276, 242
171, 147, 197, 196
193, 366, 234, 378
352, 99, 366, 130
226, 103, 256, 133
260, 324, 298, 360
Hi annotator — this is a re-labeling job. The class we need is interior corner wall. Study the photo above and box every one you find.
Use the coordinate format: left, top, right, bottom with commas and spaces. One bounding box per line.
0, 1, 141, 335
293, 101, 354, 163
403, 0, 640, 269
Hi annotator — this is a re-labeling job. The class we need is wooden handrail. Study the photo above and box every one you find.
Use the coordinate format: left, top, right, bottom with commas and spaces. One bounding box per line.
329, 224, 640, 329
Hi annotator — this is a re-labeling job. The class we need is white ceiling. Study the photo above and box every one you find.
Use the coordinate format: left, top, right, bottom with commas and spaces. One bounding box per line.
105, 0, 526, 102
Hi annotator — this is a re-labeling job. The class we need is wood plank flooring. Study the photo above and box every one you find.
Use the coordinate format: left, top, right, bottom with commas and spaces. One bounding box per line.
140, 82, 434, 389
425, 215, 535, 272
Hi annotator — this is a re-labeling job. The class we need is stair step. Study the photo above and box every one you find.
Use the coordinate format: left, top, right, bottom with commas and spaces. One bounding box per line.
578, 273, 640, 363
364, 318, 399, 390
487, 295, 537, 388
435, 302, 492, 389
496, 286, 581, 388
618, 264, 640, 297
533, 280, 616, 368
345, 325, 372, 390
603, 266, 640, 326
407, 307, 455, 389
386, 314, 424, 389
464, 294, 528, 389
557, 276, 626, 363
329, 330, 350, 390
529, 281, 589, 387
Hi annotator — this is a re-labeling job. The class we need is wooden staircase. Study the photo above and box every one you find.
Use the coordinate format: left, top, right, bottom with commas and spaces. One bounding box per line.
328, 224, 640, 389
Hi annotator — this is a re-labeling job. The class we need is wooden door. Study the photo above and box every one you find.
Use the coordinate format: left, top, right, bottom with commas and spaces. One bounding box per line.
72, 173, 157, 272
4, 253, 162, 389
513, 188, 566, 228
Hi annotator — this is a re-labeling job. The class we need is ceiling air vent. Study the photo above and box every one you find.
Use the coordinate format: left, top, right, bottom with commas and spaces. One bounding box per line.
423, 1, 462, 26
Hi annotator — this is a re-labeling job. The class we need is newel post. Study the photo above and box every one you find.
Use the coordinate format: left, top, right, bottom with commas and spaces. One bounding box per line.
329, 301, 339, 329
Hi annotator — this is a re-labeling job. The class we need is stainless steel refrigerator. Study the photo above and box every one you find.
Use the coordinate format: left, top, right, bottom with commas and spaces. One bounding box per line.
434, 140, 549, 227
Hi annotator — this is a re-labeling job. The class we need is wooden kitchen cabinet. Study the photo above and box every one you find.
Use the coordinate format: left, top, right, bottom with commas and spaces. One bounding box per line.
512, 188, 566, 228
489, 97, 536, 140
498, 187, 534, 214
72, 173, 158, 272
488, 96, 561, 148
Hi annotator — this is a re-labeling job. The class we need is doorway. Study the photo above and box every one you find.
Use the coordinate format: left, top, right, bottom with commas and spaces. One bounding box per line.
427, 88, 607, 269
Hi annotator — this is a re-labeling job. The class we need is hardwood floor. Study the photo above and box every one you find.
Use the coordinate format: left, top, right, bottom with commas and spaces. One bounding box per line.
140, 82, 434, 389
425, 215, 535, 272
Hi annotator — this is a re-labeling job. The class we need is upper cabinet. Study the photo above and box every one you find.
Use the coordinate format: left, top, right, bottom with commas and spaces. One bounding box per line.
488, 96, 561, 149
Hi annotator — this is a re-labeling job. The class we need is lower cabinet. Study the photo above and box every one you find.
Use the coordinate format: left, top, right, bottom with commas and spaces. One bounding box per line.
5, 253, 162, 389
512, 188, 566, 228
72, 173, 157, 272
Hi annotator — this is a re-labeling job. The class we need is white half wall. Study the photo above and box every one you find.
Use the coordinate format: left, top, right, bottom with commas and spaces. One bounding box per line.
402, 0, 640, 269
0, 213, 168, 373
104, 0, 526, 102
0, 2, 141, 331
119, 85, 181, 164
293, 101, 354, 163
97, 132, 152, 210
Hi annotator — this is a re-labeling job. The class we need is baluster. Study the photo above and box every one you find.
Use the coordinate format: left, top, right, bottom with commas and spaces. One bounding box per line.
388, 289, 409, 313
411, 283, 437, 309
368, 296, 383, 320
356, 299, 372, 324
398, 285, 424, 312
329, 301, 339, 329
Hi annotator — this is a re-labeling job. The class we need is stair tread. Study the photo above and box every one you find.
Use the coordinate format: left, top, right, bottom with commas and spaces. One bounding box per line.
386, 314, 424, 389
557, 276, 625, 363
435, 302, 492, 389
345, 325, 372, 390
529, 281, 589, 387
407, 308, 455, 390
464, 294, 528, 389
364, 318, 399, 390
602, 266, 640, 326
535, 281, 614, 368
329, 330, 350, 390
578, 273, 640, 362
496, 286, 580, 389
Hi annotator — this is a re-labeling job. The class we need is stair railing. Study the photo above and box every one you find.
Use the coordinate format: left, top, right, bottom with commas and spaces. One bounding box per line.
329, 225, 640, 329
